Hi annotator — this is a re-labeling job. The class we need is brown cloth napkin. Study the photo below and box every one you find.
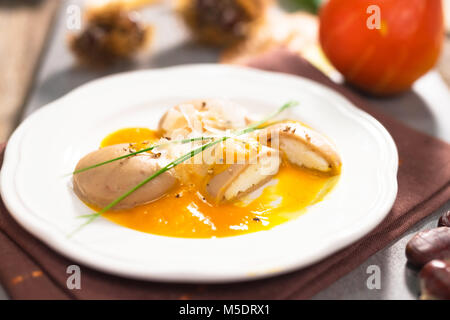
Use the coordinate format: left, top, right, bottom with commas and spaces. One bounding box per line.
1, 50, 450, 300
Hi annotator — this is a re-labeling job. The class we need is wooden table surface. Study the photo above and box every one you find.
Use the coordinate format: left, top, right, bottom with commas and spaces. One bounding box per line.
0, 0, 59, 142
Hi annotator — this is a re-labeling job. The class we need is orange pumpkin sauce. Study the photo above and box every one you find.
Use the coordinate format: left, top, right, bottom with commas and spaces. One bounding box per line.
95, 127, 338, 238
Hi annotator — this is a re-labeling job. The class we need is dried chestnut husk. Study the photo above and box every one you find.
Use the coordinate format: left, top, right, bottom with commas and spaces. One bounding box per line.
177, 0, 271, 47
438, 210, 450, 227
70, 4, 152, 67
405, 227, 450, 268
419, 259, 450, 300
221, 11, 319, 64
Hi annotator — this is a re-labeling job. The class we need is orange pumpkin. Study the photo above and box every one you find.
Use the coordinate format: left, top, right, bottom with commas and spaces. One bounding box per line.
319, 0, 444, 95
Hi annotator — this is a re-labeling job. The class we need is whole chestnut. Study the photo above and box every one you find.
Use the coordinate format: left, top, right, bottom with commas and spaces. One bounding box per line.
405, 227, 450, 268
419, 259, 450, 300
438, 210, 450, 228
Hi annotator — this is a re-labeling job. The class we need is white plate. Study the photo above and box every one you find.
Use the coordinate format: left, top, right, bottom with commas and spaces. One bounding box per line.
0, 65, 398, 283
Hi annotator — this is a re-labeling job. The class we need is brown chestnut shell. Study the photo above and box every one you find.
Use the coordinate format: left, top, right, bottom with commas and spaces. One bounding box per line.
419, 259, 450, 300
405, 227, 450, 268
438, 210, 450, 228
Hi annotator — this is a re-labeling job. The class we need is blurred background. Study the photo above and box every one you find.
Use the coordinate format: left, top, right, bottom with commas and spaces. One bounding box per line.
0, 0, 449, 143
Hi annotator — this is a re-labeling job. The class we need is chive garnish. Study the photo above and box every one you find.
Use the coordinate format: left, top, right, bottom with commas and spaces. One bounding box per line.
69, 101, 298, 236
69, 136, 215, 176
